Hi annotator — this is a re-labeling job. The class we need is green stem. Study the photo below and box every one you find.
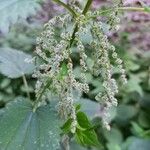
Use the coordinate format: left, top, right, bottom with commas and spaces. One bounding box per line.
90, 7, 148, 19
69, 25, 78, 47
82, 0, 93, 15
22, 75, 30, 100
118, 7, 146, 12
70, 0, 93, 47
52, 0, 77, 17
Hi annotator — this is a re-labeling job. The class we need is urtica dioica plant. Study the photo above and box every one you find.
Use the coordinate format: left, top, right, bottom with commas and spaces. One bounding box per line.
0, 0, 150, 149
33, 0, 127, 133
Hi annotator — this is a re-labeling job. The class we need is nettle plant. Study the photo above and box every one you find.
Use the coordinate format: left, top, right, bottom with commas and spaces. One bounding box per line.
0, 0, 149, 149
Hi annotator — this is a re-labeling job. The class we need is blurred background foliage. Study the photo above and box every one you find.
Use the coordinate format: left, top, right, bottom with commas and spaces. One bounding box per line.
0, 0, 150, 150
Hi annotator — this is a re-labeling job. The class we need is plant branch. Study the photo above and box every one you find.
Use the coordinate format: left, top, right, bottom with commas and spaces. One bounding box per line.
118, 7, 147, 12
52, 0, 77, 17
70, 0, 93, 46
33, 0, 93, 111
90, 6, 149, 19
22, 75, 30, 100
82, 0, 93, 15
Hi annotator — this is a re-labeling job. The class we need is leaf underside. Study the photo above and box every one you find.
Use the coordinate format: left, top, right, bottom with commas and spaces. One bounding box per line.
0, 0, 40, 33
0, 48, 35, 78
0, 98, 61, 150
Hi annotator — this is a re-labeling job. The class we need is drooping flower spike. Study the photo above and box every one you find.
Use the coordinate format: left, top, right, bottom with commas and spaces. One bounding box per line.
34, 0, 127, 131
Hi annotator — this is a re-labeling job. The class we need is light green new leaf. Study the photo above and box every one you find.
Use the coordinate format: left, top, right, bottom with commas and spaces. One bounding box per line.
0, 97, 61, 150
0, 48, 35, 78
0, 0, 41, 33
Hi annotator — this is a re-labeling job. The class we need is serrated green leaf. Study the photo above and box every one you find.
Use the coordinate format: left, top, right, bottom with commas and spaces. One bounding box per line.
75, 111, 100, 147
0, 97, 61, 150
0, 48, 35, 78
77, 111, 92, 129
75, 128, 100, 147
0, 0, 41, 33
61, 118, 73, 134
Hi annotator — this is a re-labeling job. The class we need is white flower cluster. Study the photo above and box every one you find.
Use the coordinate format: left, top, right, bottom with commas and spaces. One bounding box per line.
108, 11, 121, 31
90, 3, 121, 31
91, 21, 127, 129
68, 0, 82, 14
34, 13, 90, 133
34, 1, 127, 131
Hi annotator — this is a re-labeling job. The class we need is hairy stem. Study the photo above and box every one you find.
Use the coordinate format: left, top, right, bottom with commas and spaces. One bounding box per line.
22, 75, 30, 100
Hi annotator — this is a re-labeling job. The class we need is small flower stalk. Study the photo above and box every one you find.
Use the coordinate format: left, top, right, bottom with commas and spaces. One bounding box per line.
33, 0, 127, 131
